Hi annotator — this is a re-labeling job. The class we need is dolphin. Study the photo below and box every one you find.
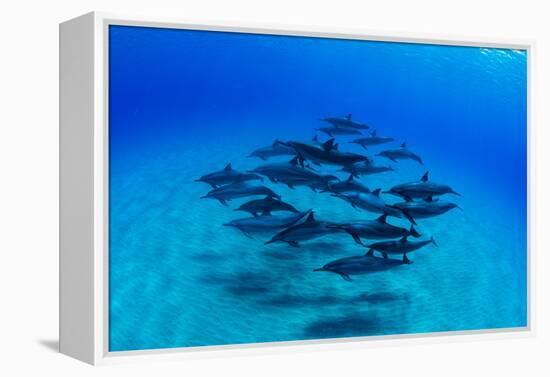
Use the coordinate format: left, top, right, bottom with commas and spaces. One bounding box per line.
377, 142, 423, 164
195, 163, 264, 188
316, 127, 362, 137
321, 174, 371, 194
330, 190, 414, 223
393, 196, 460, 219
247, 139, 297, 161
327, 214, 421, 246
349, 130, 394, 149
200, 182, 281, 206
248, 156, 339, 191
338, 160, 394, 178
321, 114, 370, 130
384, 172, 460, 201
234, 196, 299, 217
278, 138, 370, 167
366, 235, 438, 264
223, 210, 312, 238
264, 211, 343, 247
314, 254, 405, 282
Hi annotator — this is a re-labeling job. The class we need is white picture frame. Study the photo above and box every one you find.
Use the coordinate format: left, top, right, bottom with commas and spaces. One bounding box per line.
59, 11, 535, 365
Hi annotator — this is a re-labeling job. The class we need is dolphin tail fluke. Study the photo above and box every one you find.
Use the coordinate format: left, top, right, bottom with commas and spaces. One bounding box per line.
431, 236, 438, 247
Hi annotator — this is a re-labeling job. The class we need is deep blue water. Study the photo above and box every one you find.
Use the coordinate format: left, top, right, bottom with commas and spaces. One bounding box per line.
108, 25, 527, 352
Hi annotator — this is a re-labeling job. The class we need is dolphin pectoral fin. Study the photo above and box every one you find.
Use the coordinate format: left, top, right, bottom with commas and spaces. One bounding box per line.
339, 273, 353, 282
351, 233, 365, 246
403, 253, 413, 264
402, 210, 417, 225
287, 241, 300, 248
268, 177, 277, 184
218, 198, 229, 206
241, 231, 254, 239
261, 210, 272, 216
286, 184, 295, 190
208, 183, 218, 189
365, 248, 374, 257
361, 144, 368, 150
382, 252, 389, 259
309, 186, 317, 192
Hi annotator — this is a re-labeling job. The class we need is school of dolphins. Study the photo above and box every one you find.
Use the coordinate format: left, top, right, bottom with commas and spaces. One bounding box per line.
195, 114, 461, 282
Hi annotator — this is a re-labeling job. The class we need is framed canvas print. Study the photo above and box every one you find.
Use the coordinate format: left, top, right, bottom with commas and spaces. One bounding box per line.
59, 12, 533, 365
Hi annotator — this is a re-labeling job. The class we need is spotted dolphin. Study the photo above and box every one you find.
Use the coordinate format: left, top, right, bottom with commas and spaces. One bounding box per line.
248, 156, 339, 191
330, 190, 415, 224
393, 196, 460, 219
384, 172, 460, 201
321, 174, 371, 194
223, 209, 312, 238
377, 142, 423, 164
264, 211, 343, 247
234, 196, 299, 217
314, 254, 405, 282
278, 138, 370, 167
247, 139, 297, 161
316, 127, 362, 137
321, 114, 370, 130
200, 182, 280, 206
327, 214, 421, 246
349, 130, 394, 149
195, 163, 264, 188
338, 160, 394, 178
366, 235, 438, 264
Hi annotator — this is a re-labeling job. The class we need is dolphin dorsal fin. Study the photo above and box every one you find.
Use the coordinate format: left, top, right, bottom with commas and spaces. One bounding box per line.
305, 211, 315, 223
346, 174, 354, 182
421, 172, 429, 182
371, 130, 377, 137
345, 114, 352, 120
321, 138, 336, 152
224, 163, 232, 171
272, 139, 280, 146
401, 142, 407, 148
376, 214, 387, 223
289, 156, 299, 166
372, 188, 381, 197
400, 236, 408, 243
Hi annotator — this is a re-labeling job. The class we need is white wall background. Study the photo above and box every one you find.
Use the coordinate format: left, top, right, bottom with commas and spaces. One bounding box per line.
0, 0, 547, 375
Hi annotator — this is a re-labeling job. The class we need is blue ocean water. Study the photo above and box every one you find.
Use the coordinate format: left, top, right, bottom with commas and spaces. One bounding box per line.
108, 25, 527, 352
